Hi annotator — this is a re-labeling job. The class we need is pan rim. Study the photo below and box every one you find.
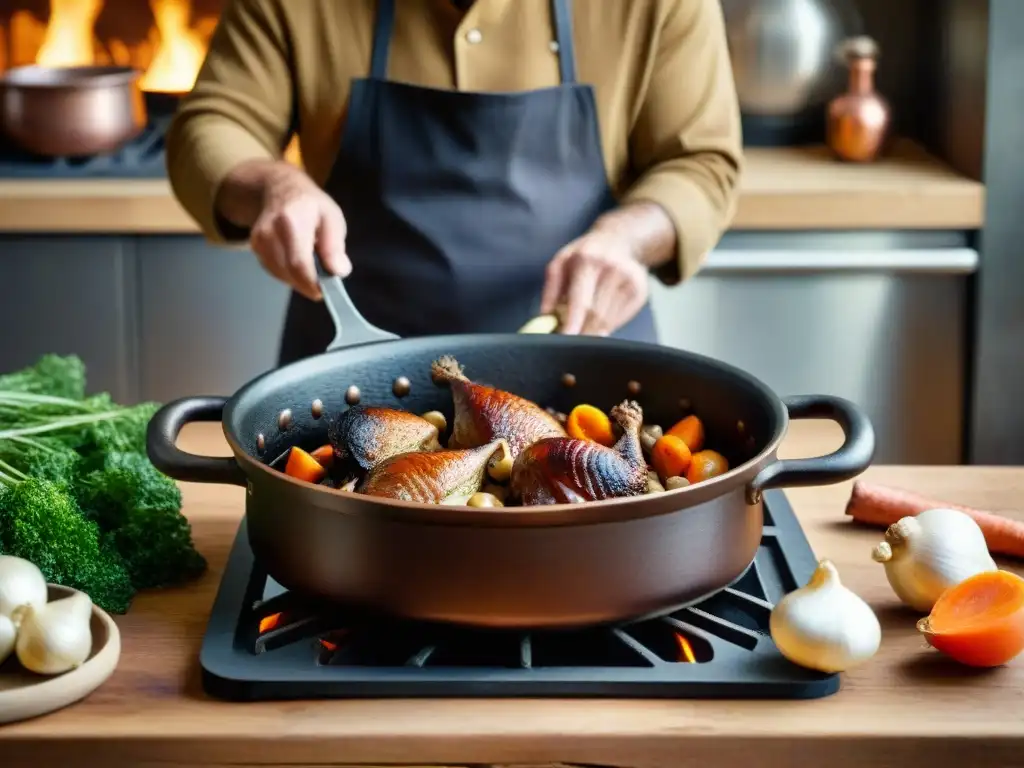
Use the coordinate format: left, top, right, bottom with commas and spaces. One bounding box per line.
223, 334, 790, 526
1, 65, 142, 89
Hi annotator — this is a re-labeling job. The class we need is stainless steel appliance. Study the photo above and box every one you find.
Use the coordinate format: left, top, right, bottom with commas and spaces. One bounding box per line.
651, 230, 976, 465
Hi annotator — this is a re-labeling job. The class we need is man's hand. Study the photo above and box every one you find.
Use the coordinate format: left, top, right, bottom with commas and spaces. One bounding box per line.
540, 202, 677, 336
540, 227, 649, 336
218, 160, 351, 301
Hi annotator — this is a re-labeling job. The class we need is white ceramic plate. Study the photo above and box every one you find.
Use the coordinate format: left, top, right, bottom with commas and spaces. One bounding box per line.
0, 584, 121, 725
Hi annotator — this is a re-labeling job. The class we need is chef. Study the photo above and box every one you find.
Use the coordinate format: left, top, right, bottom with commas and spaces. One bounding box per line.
166, 0, 742, 364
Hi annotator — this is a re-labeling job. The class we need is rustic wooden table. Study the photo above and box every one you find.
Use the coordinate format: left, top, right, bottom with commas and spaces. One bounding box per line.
2, 421, 1022, 768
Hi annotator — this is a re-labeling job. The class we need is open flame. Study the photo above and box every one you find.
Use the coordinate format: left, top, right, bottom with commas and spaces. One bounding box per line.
258, 612, 284, 634
675, 633, 697, 663
35, 0, 103, 68
7, 0, 215, 93
319, 630, 349, 652
138, 0, 207, 93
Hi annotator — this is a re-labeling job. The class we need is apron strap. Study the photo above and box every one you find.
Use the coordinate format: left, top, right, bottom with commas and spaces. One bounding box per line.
369, 0, 578, 84
550, 0, 578, 85
370, 0, 396, 80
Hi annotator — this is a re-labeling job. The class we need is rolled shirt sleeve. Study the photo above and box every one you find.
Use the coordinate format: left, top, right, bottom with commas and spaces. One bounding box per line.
165, 0, 295, 243
621, 0, 744, 284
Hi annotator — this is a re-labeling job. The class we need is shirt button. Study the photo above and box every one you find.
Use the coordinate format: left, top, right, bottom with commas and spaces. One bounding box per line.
465, 28, 483, 44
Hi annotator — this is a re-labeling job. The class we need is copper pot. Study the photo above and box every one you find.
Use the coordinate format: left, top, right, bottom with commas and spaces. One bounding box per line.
0, 65, 147, 157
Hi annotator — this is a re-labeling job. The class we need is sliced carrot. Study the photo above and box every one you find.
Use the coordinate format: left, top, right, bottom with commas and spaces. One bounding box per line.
566, 404, 615, 446
667, 414, 705, 452
917, 570, 1024, 667
650, 435, 692, 481
846, 480, 1024, 559
284, 446, 327, 484
310, 444, 335, 468
686, 450, 729, 484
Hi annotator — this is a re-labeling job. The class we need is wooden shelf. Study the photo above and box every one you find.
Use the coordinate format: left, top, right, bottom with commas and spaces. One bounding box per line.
734, 138, 985, 230
0, 139, 984, 234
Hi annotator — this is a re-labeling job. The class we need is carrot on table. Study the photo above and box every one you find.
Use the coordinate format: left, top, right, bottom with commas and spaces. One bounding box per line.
566, 404, 615, 446
310, 444, 335, 467
667, 414, 705, 452
686, 449, 729, 484
284, 446, 327, 484
846, 480, 1024, 559
917, 569, 1024, 667
651, 435, 692, 481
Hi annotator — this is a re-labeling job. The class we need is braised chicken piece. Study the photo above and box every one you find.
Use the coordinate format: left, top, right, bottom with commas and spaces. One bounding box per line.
510, 400, 648, 505
359, 440, 513, 504
328, 405, 442, 471
430, 355, 565, 460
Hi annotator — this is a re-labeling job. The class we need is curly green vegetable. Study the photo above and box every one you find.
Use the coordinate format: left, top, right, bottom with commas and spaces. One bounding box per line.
0, 355, 207, 613
0, 354, 86, 399
76, 452, 206, 590
0, 478, 134, 614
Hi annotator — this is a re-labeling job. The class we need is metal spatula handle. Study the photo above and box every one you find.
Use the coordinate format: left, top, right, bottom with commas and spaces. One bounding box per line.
315, 254, 399, 350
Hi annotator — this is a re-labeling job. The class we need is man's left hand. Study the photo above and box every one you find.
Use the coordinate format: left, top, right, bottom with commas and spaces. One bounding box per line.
540, 226, 649, 336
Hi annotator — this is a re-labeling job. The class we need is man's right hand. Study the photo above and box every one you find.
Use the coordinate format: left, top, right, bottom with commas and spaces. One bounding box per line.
217, 160, 351, 301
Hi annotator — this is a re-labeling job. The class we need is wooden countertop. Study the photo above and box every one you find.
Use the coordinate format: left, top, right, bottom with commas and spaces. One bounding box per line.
2, 420, 1022, 768
0, 139, 984, 234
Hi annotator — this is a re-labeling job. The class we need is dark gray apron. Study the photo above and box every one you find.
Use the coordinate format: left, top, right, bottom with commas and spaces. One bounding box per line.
278, 0, 659, 365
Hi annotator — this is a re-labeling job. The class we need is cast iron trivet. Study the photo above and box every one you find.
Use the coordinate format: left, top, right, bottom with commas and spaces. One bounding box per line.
200, 489, 838, 700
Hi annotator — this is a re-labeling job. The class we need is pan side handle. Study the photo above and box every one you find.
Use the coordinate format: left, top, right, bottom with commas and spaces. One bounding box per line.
746, 395, 876, 504
146, 397, 248, 486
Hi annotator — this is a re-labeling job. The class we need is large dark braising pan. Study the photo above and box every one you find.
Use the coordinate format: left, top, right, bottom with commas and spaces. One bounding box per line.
147, 272, 875, 630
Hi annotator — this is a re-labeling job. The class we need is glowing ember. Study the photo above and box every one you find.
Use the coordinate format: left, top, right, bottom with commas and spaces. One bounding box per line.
675, 633, 697, 663
319, 639, 339, 652
36, 0, 103, 67
138, 0, 207, 93
258, 612, 284, 633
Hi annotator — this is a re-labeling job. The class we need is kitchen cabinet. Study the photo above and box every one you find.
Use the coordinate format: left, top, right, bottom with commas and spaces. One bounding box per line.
0, 236, 135, 402
135, 236, 290, 403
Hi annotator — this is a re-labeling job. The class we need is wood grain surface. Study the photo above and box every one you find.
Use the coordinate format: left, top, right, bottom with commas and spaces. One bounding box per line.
1, 420, 1022, 768
0, 140, 984, 234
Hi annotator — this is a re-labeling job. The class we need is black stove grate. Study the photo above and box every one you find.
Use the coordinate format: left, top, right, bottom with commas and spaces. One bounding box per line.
199, 490, 839, 700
